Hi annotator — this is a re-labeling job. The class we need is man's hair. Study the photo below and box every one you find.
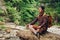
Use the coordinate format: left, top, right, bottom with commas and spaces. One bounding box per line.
39, 6, 45, 10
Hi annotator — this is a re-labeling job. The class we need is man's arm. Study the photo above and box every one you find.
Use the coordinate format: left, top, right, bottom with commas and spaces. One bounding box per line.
30, 17, 38, 25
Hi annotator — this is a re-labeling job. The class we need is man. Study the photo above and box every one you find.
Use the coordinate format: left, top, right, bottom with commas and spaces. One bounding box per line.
27, 6, 49, 35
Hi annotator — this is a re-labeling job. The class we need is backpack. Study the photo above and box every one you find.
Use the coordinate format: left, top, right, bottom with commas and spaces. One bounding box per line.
48, 16, 53, 28
37, 14, 52, 28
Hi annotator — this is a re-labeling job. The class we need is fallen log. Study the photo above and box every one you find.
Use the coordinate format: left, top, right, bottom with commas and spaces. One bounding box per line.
16, 30, 39, 40
16, 30, 60, 40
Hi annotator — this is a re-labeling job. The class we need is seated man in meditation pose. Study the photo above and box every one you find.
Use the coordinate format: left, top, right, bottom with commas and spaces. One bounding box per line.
27, 6, 52, 35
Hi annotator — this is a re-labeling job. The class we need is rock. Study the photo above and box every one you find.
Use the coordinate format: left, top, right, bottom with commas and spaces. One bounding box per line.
5, 37, 20, 40
4, 30, 17, 38
0, 31, 6, 38
3, 34, 11, 39
0, 21, 5, 25
47, 26, 60, 35
5, 28, 11, 33
0, 34, 3, 38
0, 38, 5, 40
9, 30, 17, 37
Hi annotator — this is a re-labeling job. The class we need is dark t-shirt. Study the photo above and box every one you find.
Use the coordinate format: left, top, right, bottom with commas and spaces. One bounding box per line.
30, 15, 48, 28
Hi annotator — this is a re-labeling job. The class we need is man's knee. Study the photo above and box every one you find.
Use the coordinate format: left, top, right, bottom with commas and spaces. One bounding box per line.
26, 24, 32, 28
29, 25, 33, 28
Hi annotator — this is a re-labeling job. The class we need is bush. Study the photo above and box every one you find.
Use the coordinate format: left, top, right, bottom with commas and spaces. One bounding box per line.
0, 9, 4, 16
4, 0, 39, 25
0, 17, 5, 22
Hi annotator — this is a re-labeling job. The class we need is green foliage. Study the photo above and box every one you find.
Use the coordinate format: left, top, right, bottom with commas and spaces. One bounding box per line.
0, 9, 4, 15
4, 0, 60, 25
0, 17, 5, 22
4, 0, 39, 25
57, 14, 60, 22
0, 25, 6, 30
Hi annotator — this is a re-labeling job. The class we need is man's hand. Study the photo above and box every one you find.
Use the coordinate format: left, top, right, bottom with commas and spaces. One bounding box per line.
37, 26, 41, 29
26, 24, 30, 28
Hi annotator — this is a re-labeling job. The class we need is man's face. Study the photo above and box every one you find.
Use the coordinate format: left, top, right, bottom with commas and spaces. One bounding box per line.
39, 7, 43, 13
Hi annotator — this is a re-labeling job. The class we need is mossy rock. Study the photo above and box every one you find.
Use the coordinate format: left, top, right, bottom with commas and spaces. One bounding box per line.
0, 21, 5, 25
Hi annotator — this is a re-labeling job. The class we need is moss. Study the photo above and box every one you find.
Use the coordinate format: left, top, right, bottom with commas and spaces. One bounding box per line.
0, 25, 6, 30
